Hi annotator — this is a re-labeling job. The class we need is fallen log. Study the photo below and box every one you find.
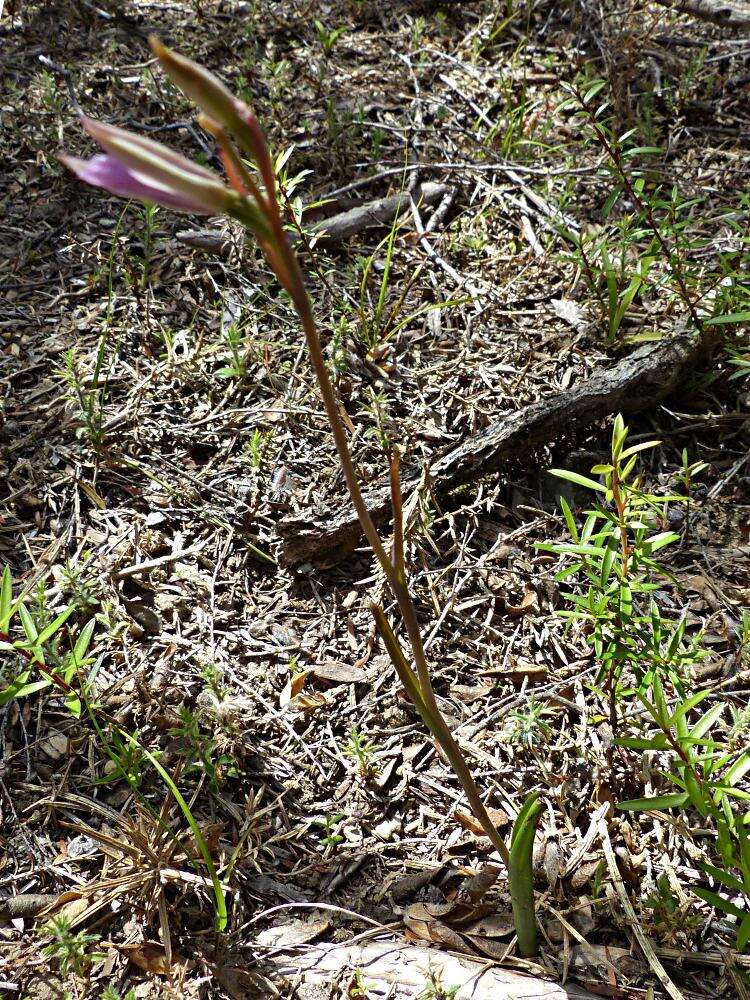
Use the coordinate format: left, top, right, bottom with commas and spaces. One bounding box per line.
277, 332, 709, 567
267, 935, 597, 999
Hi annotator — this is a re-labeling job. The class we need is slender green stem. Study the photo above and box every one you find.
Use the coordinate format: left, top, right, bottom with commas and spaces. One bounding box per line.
371, 602, 510, 867
289, 275, 512, 866
232, 127, 531, 939
370, 603, 426, 713
389, 450, 406, 586
509, 792, 543, 956
266, 200, 520, 871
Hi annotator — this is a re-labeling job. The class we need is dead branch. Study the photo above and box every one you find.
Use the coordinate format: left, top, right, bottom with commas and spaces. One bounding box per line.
277, 332, 709, 567
176, 182, 451, 254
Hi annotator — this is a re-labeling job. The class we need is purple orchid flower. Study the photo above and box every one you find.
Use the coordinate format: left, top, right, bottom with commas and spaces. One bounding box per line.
59, 153, 215, 214
59, 116, 236, 216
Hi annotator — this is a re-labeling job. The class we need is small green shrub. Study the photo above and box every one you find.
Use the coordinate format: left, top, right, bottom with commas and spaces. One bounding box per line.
537, 414, 705, 735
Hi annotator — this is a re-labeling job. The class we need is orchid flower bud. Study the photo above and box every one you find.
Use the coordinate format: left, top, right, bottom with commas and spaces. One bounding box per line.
149, 38, 239, 134
149, 38, 278, 207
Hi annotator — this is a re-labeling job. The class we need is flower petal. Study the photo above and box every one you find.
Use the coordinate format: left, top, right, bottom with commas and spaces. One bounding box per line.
79, 117, 233, 215
59, 153, 214, 214
80, 116, 216, 179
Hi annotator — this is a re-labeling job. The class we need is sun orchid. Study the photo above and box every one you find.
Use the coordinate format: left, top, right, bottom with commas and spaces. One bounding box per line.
58, 40, 543, 957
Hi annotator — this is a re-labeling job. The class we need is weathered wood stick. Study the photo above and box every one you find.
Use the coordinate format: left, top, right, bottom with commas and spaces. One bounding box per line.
652, 0, 750, 26
267, 936, 597, 999
277, 333, 709, 567
176, 182, 452, 253
307, 181, 452, 243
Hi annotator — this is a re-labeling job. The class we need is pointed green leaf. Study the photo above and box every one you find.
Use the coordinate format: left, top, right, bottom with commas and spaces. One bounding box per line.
645, 531, 680, 553
0, 674, 49, 706
726, 753, 750, 788
618, 792, 689, 811
72, 619, 96, 666
694, 886, 747, 920
690, 702, 726, 740
0, 566, 12, 630
559, 496, 579, 543
18, 604, 38, 644
701, 862, 745, 895
549, 469, 607, 493
705, 311, 750, 326
670, 689, 712, 725
582, 79, 607, 104
737, 913, 750, 952
616, 736, 669, 751
35, 604, 75, 647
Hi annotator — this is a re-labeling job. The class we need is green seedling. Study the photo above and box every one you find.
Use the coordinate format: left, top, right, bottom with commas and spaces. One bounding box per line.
619, 689, 750, 951
42, 915, 104, 977
537, 415, 705, 736
318, 811, 345, 851
343, 726, 378, 778
502, 695, 554, 749
168, 706, 238, 793
314, 20, 346, 57
0, 564, 98, 717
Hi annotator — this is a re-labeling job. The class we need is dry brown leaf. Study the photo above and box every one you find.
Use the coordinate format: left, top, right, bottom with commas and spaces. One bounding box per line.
388, 866, 444, 902
684, 574, 722, 611
403, 910, 468, 952
454, 806, 509, 838
117, 941, 192, 976
309, 661, 369, 684
215, 965, 277, 999
42, 895, 90, 925
279, 669, 310, 708
458, 865, 501, 904
294, 692, 327, 712
506, 589, 537, 616
570, 942, 646, 981
463, 912, 515, 939
425, 919, 471, 951
464, 932, 514, 960
405, 900, 490, 928
183, 821, 224, 858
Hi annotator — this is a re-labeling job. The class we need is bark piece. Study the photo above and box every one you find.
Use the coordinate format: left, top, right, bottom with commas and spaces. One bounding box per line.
277, 333, 707, 567
267, 935, 597, 998
0, 893, 56, 920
